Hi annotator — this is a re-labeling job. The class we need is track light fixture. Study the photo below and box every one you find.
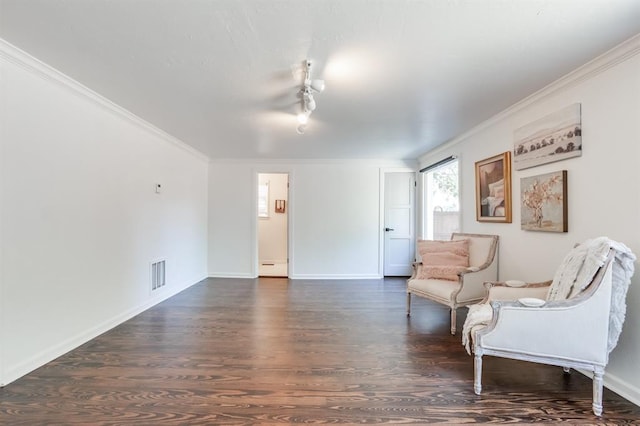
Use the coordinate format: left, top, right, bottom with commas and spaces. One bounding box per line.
297, 59, 324, 134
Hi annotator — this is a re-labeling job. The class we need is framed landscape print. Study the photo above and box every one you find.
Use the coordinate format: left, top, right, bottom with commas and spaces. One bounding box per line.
513, 103, 582, 170
521, 170, 567, 232
475, 152, 512, 223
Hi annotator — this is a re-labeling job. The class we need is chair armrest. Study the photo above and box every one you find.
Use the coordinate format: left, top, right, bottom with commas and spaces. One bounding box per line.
484, 280, 552, 289
409, 262, 422, 280
483, 280, 551, 302
456, 262, 499, 302
479, 288, 611, 364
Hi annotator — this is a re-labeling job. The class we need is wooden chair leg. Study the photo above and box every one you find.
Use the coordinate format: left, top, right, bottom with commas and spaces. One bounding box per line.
406, 292, 411, 317
474, 353, 483, 395
450, 308, 456, 335
593, 368, 604, 416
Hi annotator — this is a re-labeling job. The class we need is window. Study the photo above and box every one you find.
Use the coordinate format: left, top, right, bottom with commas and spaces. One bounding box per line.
422, 158, 460, 240
258, 182, 269, 218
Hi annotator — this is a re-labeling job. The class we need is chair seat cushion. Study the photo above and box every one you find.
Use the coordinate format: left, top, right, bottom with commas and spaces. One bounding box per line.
417, 239, 470, 281
408, 278, 459, 301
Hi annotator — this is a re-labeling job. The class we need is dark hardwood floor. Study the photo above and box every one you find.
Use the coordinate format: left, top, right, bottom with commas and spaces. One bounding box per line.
2, 277, 639, 424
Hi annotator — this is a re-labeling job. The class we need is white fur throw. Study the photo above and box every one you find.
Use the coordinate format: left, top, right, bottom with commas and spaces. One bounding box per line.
461, 237, 636, 355
603, 239, 636, 352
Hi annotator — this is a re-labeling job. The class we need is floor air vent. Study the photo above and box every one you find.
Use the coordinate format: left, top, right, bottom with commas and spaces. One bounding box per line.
151, 260, 166, 291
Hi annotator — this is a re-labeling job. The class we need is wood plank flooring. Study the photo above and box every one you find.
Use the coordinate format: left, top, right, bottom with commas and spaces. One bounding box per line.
2, 277, 640, 424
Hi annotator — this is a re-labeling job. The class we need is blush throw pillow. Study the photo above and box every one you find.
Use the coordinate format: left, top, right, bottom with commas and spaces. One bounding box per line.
417, 239, 470, 281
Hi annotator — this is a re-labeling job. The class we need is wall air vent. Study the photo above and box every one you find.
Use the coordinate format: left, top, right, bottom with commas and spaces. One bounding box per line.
151, 260, 166, 291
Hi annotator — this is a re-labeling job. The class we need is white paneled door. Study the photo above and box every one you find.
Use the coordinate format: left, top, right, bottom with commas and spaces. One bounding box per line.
383, 172, 415, 276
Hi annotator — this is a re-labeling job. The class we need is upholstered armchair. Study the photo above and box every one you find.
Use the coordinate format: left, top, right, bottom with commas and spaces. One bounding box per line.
463, 237, 636, 416
407, 233, 499, 335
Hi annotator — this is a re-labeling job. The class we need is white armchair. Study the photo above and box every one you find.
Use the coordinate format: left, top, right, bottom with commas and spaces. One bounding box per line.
407, 233, 499, 334
464, 237, 636, 416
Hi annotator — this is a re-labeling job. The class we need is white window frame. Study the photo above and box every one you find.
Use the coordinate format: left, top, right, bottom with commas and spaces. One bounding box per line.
420, 156, 460, 240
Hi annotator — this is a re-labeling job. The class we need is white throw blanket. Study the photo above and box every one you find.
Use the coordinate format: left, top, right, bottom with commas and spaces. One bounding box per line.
461, 237, 636, 355
462, 303, 493, 354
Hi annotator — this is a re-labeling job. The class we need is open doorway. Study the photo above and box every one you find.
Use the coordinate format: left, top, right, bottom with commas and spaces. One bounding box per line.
257, 173, 289, 277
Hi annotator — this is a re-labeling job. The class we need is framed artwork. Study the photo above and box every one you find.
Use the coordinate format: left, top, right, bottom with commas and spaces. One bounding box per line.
475, 152, 512, 223
513, 103, 582, 170
521, 170, 567, 232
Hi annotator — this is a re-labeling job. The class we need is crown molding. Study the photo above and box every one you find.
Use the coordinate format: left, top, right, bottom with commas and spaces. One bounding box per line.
209, 157, 418, 168
0, 38, 210, 164
418, 32, 640, 164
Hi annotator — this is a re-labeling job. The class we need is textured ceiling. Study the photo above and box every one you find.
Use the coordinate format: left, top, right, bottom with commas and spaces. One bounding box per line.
1, 0, 639, 160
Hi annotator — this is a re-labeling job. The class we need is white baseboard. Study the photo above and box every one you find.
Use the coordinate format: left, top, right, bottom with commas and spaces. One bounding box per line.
1, 275, 206, 387
576, 368, 640, 409
604, 370, 640, 408
289, 274, 383, 280
207, 273, 385, 280
208, 272, 256, 279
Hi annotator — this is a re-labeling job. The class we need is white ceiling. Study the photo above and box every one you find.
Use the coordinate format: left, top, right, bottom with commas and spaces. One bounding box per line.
1, 1, 639, 160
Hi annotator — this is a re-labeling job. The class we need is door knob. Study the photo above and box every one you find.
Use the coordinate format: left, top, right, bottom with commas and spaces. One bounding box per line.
385, 227, 395, 232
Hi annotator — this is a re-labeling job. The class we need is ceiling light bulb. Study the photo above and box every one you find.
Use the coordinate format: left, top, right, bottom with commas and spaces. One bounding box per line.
297, 112, 309, 125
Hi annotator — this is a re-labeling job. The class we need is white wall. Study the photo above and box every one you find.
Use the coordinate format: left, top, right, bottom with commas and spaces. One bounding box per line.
208, 160, 414, 279
418, 35, 640, 405
208, 162, 256, 277
0, 41, 209, 386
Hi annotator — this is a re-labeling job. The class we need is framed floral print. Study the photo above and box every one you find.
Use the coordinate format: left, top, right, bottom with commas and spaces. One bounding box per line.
521, 170, 568, 232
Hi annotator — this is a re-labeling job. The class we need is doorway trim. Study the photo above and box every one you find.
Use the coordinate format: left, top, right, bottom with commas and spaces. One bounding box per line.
253, 169, 293, 278
379, 167, 417, 277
